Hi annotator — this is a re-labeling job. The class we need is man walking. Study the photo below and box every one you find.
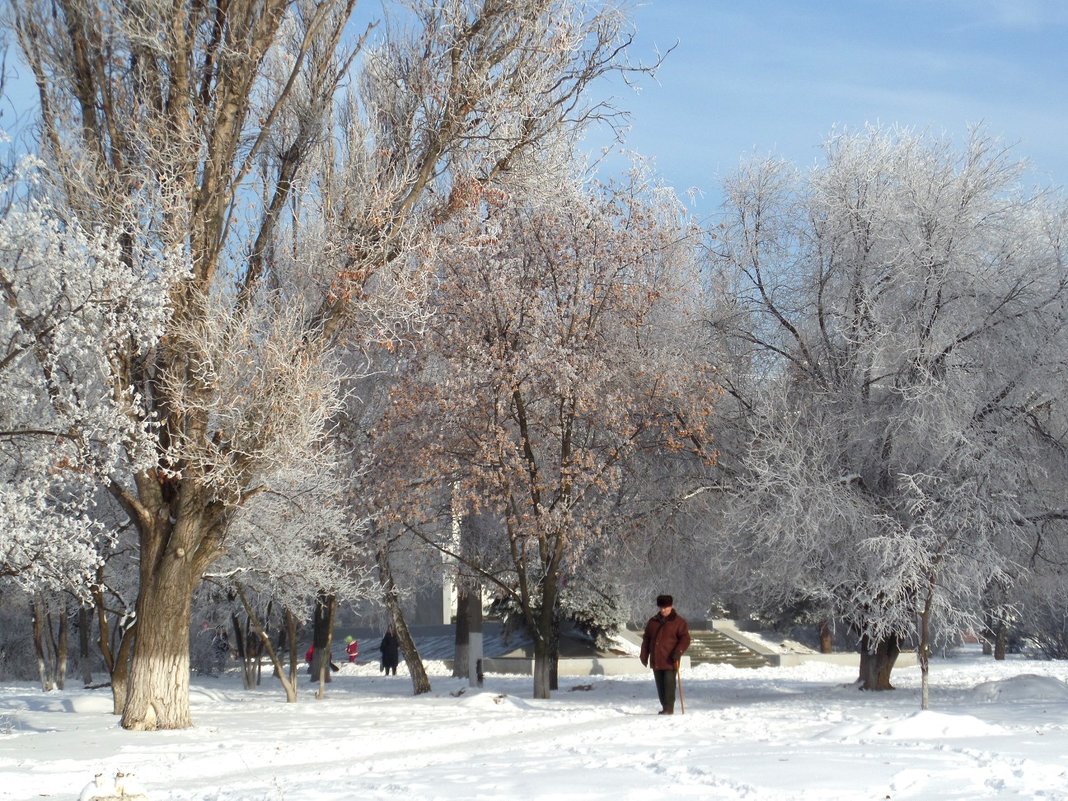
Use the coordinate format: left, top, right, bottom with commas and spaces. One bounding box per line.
640, 594, 691, 715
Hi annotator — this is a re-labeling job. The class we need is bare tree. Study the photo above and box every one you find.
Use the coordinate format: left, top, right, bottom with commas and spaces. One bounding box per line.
205, 461, 374, 701
375, 172, 715, 698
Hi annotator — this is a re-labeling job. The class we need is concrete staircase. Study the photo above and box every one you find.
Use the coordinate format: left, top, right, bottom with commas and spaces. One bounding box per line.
399, 623, 772, 673
687, 629, 769, 669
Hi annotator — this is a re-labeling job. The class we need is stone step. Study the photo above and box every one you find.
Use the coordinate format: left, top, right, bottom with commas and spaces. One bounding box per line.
687, 630, 769, 669
405, 626, 770, 671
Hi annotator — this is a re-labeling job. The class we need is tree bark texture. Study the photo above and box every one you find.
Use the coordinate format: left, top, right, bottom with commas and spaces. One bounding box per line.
994, 626, 1008, 660
120, 529, 202, 730
106, 626, 136, 716
858, 633, 900, 691
530, 576, 560, 700
533, 633, 552, 700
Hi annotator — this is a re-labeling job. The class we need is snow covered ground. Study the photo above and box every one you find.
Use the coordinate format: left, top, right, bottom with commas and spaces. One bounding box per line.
2, 645, 1068, 800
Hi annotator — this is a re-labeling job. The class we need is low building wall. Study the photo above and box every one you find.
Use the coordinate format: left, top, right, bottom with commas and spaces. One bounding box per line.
478, 655, 689, 677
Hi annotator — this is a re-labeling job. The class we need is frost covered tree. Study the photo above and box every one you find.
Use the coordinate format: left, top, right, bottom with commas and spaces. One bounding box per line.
708, 127, 1068, 694
8, 0, 648, 728
203, 461, 373, 701
1005, 364, 1068, 660
0, 152, 176, 598
375, 172, 715, 698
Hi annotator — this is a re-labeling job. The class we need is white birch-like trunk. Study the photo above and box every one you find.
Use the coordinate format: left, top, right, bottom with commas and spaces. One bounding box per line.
120, 547, 198, 730
121, 602, 194, 734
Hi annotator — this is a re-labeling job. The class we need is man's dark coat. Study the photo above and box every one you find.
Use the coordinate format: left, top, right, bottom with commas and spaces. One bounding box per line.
640, 610, 691, 670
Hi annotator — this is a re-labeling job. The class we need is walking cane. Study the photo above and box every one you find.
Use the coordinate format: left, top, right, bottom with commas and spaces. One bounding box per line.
676, 659, 685, 714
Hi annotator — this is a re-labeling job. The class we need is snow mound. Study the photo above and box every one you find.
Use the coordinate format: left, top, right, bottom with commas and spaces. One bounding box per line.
606, 634, 640, 655
78, 770, 149, 801
334, 662, 388, 677
455, 691, 533, 711
970, 674, 1068, 703
822, 710, 1004, 740
67, 695, 115, 714
188, 686, 232, 704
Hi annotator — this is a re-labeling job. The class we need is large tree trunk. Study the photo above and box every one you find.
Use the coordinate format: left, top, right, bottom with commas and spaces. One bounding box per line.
981, 610, 1002, 656
121, 578, 196, 729
983, 583, 1009, 659
120, 512, 205, 730
858, 633, 900, 691
533, 632, 552, 699
450, 573, 484, 685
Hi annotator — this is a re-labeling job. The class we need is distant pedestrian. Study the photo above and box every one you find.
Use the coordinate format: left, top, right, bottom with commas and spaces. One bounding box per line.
380, 626, 400, 676
640, 594, 691, 715
345, 636, 359, 663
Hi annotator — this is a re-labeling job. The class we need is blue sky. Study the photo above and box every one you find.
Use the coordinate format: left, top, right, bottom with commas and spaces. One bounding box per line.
591, 0, 1068, 208
4, 0, 1064, 211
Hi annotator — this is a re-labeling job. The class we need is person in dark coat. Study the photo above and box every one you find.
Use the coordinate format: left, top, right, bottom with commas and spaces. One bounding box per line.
640, 594, 691, 715
379, 626, 400, 675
